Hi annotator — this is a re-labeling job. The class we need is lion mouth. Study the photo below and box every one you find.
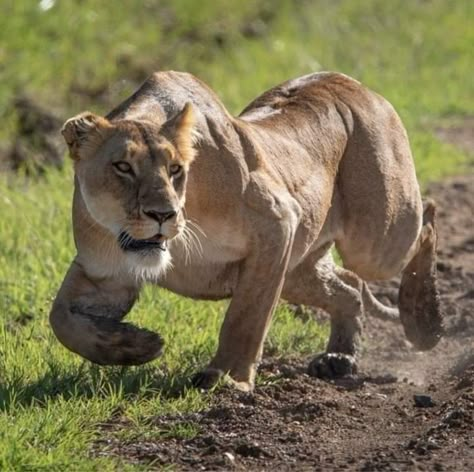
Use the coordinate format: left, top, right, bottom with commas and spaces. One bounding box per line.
118, 231, 167, 252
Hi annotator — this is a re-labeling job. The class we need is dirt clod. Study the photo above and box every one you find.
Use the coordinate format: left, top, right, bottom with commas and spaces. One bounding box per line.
414, 394, 435, 408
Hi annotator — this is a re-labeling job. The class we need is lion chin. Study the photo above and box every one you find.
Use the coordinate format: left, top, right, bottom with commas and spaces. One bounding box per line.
123, 247, 172, 283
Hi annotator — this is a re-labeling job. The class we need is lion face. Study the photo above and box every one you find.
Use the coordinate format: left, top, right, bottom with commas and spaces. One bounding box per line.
62, 103, 196, 261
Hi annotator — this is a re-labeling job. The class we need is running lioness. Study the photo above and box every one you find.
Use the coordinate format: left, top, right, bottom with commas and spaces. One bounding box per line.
50, 71, 443, 391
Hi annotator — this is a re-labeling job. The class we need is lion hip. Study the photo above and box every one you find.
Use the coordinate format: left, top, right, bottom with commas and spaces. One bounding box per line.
334, 186, 423, 281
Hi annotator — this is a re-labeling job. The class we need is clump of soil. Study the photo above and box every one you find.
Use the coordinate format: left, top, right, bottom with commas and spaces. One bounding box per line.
92, 172, 474, 471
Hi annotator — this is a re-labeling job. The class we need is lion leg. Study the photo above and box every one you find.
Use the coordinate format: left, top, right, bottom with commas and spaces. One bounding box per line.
399, 199, 444, 350
283, 251, 363, 379
49, 260, 163, 365
193, 203, 299, 392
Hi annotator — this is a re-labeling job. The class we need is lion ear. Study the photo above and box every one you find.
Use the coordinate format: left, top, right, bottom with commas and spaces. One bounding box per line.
163, 102, 198, 164
61, 112, 111, 160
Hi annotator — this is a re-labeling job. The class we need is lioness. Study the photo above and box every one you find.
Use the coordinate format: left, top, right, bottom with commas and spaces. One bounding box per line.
51, 71, 443, 391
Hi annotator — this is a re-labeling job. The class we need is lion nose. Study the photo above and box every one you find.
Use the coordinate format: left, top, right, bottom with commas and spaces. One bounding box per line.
144, 209, 177, 224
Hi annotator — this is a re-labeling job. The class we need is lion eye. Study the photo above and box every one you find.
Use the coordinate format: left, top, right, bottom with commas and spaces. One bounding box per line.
113, 161, 133, 174
170, 164, 182, 176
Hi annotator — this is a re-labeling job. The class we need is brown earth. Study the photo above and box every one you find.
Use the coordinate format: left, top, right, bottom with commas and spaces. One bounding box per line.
92, 138, 474, 471
0, 96, 65, 174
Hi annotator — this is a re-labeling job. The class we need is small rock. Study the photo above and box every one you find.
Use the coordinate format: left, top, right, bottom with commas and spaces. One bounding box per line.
442, 408, 466, 427
235, 442, 268, 458
407, 438, 418, 450
414, 394, 435, 408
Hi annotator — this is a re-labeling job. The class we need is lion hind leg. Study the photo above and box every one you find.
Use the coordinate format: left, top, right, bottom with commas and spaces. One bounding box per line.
399, 199, 444, 350
283, 252, 363, 378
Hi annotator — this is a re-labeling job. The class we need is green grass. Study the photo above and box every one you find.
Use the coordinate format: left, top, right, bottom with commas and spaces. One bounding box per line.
0, 0, 472, 469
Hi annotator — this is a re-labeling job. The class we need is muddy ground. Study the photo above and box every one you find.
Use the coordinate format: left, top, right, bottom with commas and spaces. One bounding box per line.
93, 144, 473, 469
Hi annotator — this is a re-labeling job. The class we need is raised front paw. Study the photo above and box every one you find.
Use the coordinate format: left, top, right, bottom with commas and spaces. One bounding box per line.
191, 367, 254, 392
308, 352, 357, 379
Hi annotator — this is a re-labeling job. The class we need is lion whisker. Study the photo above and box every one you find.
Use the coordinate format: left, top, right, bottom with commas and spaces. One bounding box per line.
187, 218, 207, 239
184, 225, 203, 258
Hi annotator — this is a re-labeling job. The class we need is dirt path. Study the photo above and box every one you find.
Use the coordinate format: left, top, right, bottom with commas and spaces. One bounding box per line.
94, 173, 474, 470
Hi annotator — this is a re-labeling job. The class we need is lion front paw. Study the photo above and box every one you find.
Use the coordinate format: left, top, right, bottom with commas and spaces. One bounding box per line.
191, 368, 254, 392
192, 368, 224, 390
308, 352, 357, 379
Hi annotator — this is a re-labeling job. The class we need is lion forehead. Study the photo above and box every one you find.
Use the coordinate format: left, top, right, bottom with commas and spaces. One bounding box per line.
124, 140, 141, 156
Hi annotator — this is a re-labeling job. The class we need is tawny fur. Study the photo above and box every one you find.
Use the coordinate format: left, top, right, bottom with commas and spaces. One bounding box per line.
50, 71, 443, 391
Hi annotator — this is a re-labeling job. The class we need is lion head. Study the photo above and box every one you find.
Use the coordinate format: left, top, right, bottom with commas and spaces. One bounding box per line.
62, 103, 196, 275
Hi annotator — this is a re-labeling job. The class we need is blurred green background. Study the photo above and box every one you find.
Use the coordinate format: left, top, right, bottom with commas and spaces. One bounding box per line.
0, 0, 472, 175
0, 0, 472, 469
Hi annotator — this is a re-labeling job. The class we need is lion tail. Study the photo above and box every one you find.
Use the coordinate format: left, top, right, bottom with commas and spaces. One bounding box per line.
361, 282, 399, 322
